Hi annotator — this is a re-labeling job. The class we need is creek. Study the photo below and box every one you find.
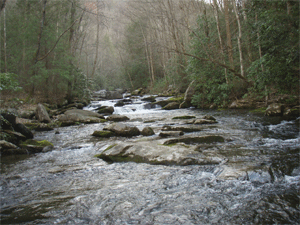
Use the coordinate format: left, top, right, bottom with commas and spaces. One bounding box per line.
1, 96, 299, 224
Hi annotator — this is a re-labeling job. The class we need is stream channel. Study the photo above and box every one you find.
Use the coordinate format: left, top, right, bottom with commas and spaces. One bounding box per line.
1, 96, 299, 224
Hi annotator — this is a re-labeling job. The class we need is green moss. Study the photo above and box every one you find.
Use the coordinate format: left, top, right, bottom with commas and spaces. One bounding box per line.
92, 130, 114, 138
169, 96, 184, 102
21, 139, 53, 147
104, 144, 118, 151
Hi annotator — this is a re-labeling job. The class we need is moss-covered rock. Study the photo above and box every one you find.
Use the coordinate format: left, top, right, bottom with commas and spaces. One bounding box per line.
163, 102, 180, 110
92, 130, 114, 138
20, 139, 54, 153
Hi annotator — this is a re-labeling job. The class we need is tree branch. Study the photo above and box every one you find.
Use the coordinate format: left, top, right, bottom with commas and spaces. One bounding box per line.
37, 15, 81, 62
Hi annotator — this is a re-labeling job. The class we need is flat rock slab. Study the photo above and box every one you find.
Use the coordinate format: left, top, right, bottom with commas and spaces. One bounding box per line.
96, 141, 225, 166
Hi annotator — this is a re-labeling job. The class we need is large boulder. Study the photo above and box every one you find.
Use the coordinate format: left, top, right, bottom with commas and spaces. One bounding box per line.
58, 109, 105, 126
36, 103, 51, 123
265, 103, 284, 116
95, 141, 224, 166
103, 123, 140, 137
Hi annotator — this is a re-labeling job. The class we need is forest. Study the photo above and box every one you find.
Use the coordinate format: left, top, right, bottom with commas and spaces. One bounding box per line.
0, 0, 299, 108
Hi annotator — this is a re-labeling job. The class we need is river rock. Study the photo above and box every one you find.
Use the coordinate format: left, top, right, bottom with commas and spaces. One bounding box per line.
114, 100, 125, 107
265, 103, 284, 116
141, 127, 155, 136
1, 109, 17, 126
103, 123, 140, 137
20, 139, 54, 153
141, 96, 156, 102
159, 131, 184, 138
107, 91, 123, 99
92, 130, 114, 138
58, 109, 105, 125
0, 140, 18, 150
162, 125, 203, 133
0, 140, 29, 155
0, 114, 14, 130
106, 115, 130, 122
229, 99, 255, 109
36, 103, 51, 123
97, 106, 114, 114
163, 102, 180, 110
131, 88, 143, 96
96, 141, 224, 166
14, 123, 34, 139
163, 135, 225, 145
283, 106, 300, 117
194, 119, 217, 125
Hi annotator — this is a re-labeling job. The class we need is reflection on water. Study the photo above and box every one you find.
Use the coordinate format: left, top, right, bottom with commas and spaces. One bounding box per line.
1, 97, 299, 224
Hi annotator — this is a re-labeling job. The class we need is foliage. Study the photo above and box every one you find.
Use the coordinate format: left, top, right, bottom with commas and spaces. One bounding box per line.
246, 0, 299, 94
187, 14, 232, 108
0, 73, 22, 92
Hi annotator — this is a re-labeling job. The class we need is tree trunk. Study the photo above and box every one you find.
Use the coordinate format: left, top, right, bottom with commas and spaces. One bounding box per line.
242, 0, 252, 61
67, 0, 76, 103
0, 0, 6, 14
91, 1, 100, 79
224, 0, 234, 70
31, 0, 47, 96
213, 0, 228, 84
232, 0, 244, 77
34, 0, 47, 64
3, 6, 7, 72
256, 13, 268, 105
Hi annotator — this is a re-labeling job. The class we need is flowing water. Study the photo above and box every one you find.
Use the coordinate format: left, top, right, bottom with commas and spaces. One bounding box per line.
1, 96, 299, 224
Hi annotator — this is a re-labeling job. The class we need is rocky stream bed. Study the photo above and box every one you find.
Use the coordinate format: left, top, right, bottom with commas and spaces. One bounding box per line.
1, 95, 299, 224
